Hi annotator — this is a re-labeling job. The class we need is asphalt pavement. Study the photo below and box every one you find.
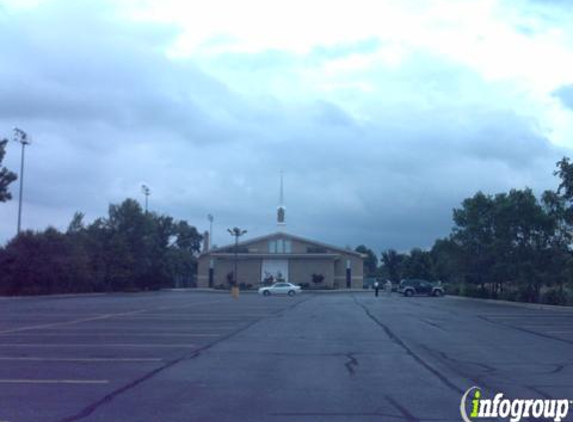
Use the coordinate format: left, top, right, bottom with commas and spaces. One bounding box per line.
0, 291, 571, 422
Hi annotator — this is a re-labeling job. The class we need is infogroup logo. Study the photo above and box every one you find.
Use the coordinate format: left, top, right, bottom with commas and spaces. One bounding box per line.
460, 386, 571, 422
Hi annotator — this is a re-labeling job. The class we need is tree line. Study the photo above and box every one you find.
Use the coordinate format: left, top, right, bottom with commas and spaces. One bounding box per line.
0, 200, 203, 295
356, 158, 573, 306
2, 138, 573, 303
0, 139, 204, 295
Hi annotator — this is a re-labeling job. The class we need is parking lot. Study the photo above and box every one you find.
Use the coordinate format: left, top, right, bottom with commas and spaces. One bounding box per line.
0, 291, 571, 422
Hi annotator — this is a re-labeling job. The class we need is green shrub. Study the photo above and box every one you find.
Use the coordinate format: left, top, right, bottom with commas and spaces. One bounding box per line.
516, 285, 537, 303
444, 283, 460, 296
498, 289, 518, 302
312, 273, 324, 284
460, 284, 491, 299
542, 288, 568, 306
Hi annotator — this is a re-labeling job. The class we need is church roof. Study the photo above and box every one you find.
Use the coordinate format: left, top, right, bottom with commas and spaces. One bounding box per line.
201, 231, 365, 258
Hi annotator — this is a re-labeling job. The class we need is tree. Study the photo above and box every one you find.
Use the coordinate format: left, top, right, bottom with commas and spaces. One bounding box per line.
167, 221, 203, 287
401, 248, 434, 280
449, 188, 559, 300
0, 227, 93, 295
104, 199, 148, 290
67, 212, 86, 234
355, 245, 378, 277
0, 197, 204, 295
430, 238, 460, 283
0, 139, 17, 202
380, 249, 404, 282
451, 191, 496, 289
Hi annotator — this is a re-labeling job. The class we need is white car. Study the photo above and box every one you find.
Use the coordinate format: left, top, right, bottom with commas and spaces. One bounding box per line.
258, 282, 302, 296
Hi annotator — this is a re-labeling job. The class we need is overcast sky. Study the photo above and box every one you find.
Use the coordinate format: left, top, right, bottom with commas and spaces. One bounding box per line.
1, 0, 573, 253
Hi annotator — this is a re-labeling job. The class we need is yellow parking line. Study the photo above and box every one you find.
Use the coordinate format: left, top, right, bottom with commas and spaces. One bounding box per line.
0, 379, 109, 384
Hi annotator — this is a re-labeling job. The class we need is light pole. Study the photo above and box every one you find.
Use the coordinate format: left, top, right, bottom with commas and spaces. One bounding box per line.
207, 214, 214, 249
227, 227, 247, 287
13, 128, 30, 235
141, 184, 150, 213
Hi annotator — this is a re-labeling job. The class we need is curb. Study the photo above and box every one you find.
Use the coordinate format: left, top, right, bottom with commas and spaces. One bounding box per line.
447, 294, 573, 312
164, 288, 373, 294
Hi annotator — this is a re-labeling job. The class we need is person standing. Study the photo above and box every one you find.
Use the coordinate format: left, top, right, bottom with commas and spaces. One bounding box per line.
374, 280, 380, 297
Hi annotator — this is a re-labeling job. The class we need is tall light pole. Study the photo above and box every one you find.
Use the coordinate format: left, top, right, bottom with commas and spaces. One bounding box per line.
227, 227, 247, 286
141, 184, 150, 213
13, 128, 30, 235
207, 214, 214, 249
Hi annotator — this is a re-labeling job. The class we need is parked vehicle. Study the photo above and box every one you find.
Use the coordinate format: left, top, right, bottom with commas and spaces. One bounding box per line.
398, 279, 444, 297
258, 282, 302, 296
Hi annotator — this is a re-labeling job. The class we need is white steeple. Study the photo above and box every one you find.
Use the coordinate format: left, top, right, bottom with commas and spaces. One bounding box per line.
277, 170, 286, 228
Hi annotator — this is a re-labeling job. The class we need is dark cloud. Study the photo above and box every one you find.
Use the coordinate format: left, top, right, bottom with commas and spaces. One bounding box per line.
0, 0, 243, 145
0, 0, 570, 254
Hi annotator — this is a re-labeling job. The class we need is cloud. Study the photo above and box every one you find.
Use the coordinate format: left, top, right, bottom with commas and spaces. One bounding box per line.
0, 0, 572, 254
553, 85, 573, 110
0, 0, 245, 143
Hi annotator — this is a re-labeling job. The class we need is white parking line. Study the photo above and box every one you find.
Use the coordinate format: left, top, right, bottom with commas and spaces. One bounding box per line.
0, 357, 162, 362
520, 325, 573, 329
153, 301, 227, 310
0, 379, 109, 384
0, 343, 197, 348
31, 326, 239, 331
113, 317, 262, 321
0, 299, 225, 335
482, 314, 573, 317
520, 326, 573, 331
0, 311, 146, 335
0, 333, 221, 337
0, 314, 102, 318
118, 314, 270, 318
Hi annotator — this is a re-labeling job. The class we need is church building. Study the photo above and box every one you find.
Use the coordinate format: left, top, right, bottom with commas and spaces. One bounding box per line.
197, 175, 365, 289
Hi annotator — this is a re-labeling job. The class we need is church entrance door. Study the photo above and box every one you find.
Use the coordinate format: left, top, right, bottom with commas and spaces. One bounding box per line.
261, 259, 289, 284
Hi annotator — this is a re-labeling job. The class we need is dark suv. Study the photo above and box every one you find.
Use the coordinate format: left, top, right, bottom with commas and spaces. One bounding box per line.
398, 279, 444, 297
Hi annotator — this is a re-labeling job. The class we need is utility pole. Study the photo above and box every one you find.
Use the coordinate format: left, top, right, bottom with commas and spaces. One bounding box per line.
13, 128, 30, 235
141, 184, 150, 213
207, 214, 214, 249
